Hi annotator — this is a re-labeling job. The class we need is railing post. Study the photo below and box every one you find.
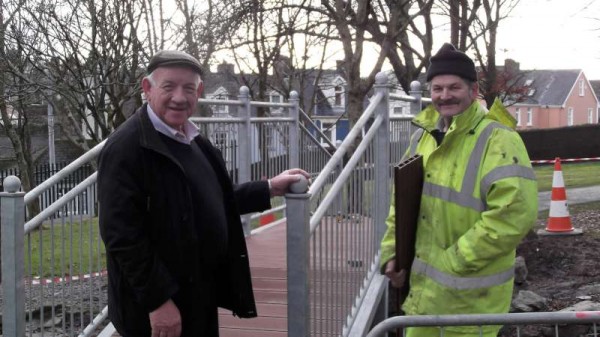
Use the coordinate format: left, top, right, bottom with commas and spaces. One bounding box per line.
373, 73, 391, 334
1, 176, 26, 337
373, 72, 391, 242
285, 191, 311, 337
238, 86, 252, 236
288, 90, 300, 169
409, 80, 423, 115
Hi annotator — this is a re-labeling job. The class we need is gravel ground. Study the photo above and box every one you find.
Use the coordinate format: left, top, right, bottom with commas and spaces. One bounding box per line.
0, 276, 108, 336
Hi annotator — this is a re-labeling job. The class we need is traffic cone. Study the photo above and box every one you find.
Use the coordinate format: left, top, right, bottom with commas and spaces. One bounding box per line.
258, 176, 276, 226
259, 212, 276, 226
538, 157, 582, 236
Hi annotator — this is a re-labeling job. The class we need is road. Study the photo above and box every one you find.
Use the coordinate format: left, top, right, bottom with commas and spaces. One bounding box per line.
537, 185, 600, 211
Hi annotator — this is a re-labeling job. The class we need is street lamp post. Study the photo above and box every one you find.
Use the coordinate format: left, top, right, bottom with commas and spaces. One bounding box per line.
47, 100, 55, 166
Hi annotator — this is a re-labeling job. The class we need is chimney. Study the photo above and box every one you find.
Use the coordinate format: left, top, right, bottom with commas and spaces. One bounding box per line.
274, 55, 292, 76
336, 60, 345, 72
504, 59, 520, 76
217, 61, 235, 74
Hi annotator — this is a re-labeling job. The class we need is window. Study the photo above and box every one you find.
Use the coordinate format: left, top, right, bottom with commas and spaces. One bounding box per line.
0, 106, 20, 127
527, 88, 536, 96
269, 92, 284, 114
209, 89, 230, 115
322, 122, 336, 141
527, 108, 532, 126
214, 132, 227, 147
524, 79, 534, 86
265, 124, 275, 151
270, 94, 282, 103
334, 85, 343, 106
579, 80, 584, 96
515, 108, 521, 126
589, 108, 594, 123
567, 107, 574, 126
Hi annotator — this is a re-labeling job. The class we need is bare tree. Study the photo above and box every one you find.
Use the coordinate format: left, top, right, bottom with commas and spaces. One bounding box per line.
318, 0, 389, 130
174, 0, 241, 73
361, 0, 435, 92
441, 0, 523, 107
0, 0, 181, 207
0, 0, 40, 217
28, 0, 154, 145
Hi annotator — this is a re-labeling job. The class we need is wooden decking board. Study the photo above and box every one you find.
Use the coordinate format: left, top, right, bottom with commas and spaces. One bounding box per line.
219, 314, 286, 330
111, 221, 370, 336
219, 223, 289, 335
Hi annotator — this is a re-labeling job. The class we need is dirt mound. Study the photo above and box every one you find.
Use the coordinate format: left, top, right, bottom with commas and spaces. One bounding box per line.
516, 207, 600, 309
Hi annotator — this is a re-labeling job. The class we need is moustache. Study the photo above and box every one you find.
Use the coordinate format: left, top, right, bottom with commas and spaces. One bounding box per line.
436, 100, 459, 106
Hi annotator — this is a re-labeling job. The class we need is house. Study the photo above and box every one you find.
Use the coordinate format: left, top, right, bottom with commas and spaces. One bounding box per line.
202, 60, 354, 146
501, 61, 599, 129
590, 80, 600, 117
308, 63, 414, 145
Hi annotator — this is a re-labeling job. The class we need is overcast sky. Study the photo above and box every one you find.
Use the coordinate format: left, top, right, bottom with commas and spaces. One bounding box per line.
496, 0, 600, 79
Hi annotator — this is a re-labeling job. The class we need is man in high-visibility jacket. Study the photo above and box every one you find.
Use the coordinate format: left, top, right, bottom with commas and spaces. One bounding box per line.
380, 43, 538, 337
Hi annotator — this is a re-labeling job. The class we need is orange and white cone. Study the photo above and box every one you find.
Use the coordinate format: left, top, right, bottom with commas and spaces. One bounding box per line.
259, 212, 276, 226
538, 157, 582, 236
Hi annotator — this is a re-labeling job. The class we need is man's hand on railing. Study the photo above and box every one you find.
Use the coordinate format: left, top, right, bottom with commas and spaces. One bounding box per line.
384, 260, 407, 288
268, 169, 311, 197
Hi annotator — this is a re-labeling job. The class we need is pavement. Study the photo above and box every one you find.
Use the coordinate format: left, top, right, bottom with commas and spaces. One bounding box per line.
537, 185, 600, 211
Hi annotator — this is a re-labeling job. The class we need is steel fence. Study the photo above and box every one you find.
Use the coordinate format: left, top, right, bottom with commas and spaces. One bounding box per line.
1, 143, 107, 337
285, 73, 422, 337
367, 311, 600, 337
0, 162, 95, 219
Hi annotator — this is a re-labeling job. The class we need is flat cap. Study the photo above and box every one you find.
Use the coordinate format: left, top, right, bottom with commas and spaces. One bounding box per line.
147, 50, 203, 75
426, 43, 477, 82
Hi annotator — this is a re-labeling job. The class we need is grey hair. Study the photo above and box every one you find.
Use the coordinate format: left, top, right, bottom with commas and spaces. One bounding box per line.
145, 71, 202, 89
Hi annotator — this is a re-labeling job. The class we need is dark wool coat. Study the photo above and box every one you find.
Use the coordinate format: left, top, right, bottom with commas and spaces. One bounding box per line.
98, 105, 270, 336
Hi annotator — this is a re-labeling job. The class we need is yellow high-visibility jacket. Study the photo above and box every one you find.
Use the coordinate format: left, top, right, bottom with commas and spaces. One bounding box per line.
380, 99, 538, 335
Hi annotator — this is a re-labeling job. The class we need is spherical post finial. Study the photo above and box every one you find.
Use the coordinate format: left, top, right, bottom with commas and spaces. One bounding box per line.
375, 72, 389, 85
410, 80, 422, 92
290, 91, 299, 100
3, 175, 22, 193
239, 86, 250, 97
289, 175, 309, 194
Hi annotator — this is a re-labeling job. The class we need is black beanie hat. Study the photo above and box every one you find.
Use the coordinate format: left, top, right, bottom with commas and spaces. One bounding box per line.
426, 43, 477, 82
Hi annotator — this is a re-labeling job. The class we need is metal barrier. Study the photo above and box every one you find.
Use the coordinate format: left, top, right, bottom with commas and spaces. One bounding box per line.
285, 73, 424, 337
367, 311, 600, 337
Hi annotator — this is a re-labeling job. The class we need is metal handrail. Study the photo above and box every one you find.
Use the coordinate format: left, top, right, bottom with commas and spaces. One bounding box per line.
309, 113, 384, 233
308, 91, 384, 197
24, 140, 105, 205
368, 311, 600, 337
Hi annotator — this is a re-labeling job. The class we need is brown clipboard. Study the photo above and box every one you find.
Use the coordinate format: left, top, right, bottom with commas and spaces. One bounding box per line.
393, 154, 423, 301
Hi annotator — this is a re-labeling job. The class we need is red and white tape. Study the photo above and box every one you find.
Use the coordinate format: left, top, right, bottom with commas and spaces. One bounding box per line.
28, 270, 108, 286
531, 157, 600, 165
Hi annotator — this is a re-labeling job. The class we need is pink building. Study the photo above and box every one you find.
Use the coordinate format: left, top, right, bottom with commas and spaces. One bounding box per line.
504, 69, 599, 129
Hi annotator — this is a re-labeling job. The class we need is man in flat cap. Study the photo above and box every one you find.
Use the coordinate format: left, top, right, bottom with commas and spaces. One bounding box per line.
98, 50, 309, 337
379, 43, 537, 336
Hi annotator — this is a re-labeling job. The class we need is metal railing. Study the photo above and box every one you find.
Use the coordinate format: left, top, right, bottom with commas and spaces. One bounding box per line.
1, 74, 433, 337
367, 311, 600, 337
285, 73, 420, 337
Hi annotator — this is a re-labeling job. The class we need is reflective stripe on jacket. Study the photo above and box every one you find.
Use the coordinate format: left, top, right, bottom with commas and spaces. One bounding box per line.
380, 99, 538, 333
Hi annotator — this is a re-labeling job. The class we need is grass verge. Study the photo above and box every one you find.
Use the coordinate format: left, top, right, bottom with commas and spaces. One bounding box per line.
533, 161, 600, 192
25, 218, 106, 278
